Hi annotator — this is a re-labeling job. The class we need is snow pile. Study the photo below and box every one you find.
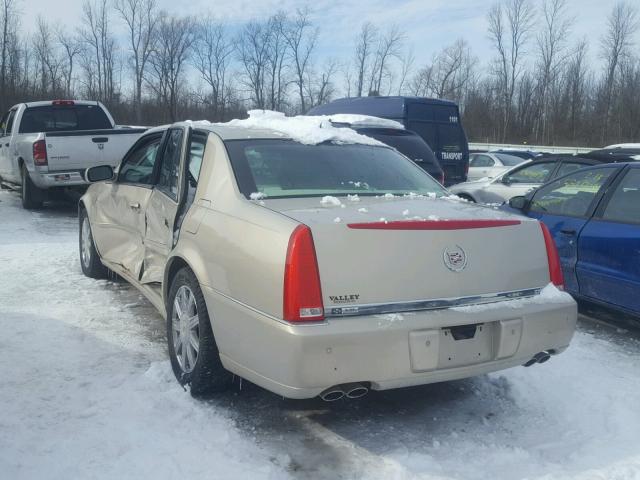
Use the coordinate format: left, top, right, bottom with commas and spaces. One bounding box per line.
220, 110, 384, 146
323, 113, 404, 130
452, 283, 573, 313
250, 192, 266, 200
320, 195, 342, 206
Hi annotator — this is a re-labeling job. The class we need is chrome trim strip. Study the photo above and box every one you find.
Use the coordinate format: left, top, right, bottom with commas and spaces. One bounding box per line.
325, 288, 543, 318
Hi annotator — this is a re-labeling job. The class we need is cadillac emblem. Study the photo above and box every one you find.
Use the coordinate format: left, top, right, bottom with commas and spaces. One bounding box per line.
443, 245, 467, 272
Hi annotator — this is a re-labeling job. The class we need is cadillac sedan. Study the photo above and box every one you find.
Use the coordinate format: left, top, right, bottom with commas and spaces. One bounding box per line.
78, 113, 577, 400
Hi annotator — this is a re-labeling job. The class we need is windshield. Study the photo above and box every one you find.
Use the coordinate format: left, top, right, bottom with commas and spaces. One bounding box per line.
225, 139, 447, 199
19, 105, 112, 133
495, 153, 526, 166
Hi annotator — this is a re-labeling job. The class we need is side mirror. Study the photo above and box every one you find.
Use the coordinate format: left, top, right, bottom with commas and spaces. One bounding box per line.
502, 176, 512, 185
508, 195, 528, 210
85, 165, 114, 183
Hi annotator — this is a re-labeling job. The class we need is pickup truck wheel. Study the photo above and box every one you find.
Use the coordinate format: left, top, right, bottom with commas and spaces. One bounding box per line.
79, 209, 108, 279
167, 267, 231, 397
21, 166, 44, 209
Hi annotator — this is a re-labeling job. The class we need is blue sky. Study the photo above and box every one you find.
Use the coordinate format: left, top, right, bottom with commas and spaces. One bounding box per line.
27, 0, 624, 71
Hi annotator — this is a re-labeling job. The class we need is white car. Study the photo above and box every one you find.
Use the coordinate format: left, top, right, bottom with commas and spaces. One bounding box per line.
450, 156, 599, 204
467, 152, 527, 182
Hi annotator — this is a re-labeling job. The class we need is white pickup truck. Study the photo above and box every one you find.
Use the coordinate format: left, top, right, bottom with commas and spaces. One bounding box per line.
0, 100, 146, 208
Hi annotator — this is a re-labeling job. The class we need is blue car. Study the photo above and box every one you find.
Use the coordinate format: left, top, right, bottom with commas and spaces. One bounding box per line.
507, 162, 640, 316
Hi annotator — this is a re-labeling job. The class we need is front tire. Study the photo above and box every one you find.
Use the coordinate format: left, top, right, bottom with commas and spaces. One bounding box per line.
167, 267, 231, 396
21, 166, 44, 209
79, 208, 108, 279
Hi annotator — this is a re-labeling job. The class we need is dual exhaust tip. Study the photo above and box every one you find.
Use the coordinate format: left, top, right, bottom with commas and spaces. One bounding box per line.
523, 350, 553, 367
319, 382, 369, 402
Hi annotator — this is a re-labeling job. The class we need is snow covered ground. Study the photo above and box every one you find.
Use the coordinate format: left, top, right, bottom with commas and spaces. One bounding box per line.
1, 188, 639, 480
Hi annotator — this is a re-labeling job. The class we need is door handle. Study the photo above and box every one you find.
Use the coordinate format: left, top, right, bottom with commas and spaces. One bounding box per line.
129, 202, 140, 210
560, 228, 576, 235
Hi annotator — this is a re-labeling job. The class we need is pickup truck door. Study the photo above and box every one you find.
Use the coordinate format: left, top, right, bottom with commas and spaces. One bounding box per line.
91, 132, 164, 278
526, 166, 617, 295
0, 108, 17, 180
576, 167, 640, 314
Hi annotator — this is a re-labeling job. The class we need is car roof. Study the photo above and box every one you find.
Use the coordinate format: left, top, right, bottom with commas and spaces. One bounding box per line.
20, 100, 103, 108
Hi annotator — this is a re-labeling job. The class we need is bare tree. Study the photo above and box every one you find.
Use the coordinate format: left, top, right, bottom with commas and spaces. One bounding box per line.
147, 13, 196, 121
266, 12, 288, 111
306, 58, 338, 107
487, 0, 535, 142
353, 22, 377, 97
368, 25, 404, 95
283, 8, 317, 113
396, 47, 414, 95
600, 1, 638, 141
193, 17, 234, 120
79, 0, 118, 103
115, 0, 158, 123
57, 30, 81, 97
33, 17, 62, 95
534, 0, 573, 143
237, 21, 270, 109
0, 0, 18, 108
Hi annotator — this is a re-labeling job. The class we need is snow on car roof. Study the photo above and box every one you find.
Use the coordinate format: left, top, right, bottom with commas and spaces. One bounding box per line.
182, 110, 386, 146
323, 114, 404, 130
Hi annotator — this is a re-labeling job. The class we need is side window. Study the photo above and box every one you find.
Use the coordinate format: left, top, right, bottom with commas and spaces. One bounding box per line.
530, 167, 615, 217
555, 162, 589, 178
187, 133, 206, 183
470, 154, 494, 168
4, 110, 15, 136
118, 135, 162, 185
505, 162, 553, 184
157, 128, 184, 200
0, 110, 8, 134
602, 169, 640, 224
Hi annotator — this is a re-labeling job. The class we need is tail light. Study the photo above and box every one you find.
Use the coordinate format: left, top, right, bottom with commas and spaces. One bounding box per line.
52, 99, 75, 106
33, 140, 47, 166
283, 225, 324, 322
540, 222, 564, 289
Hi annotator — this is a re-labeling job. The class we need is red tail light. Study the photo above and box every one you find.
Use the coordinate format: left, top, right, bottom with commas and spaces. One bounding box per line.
33, 140, 47, 166
52, 99, 75, 106
540, 222, 564, 289
283, 225, 324, 322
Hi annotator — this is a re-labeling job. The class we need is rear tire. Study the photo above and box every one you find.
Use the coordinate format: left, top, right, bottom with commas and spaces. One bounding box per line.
167, 267, 231, 396
79, 208, 108, 279
21, 166, 44, 209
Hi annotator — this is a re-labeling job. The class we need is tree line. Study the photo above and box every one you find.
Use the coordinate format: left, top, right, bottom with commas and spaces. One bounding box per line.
0, 0, 638, 147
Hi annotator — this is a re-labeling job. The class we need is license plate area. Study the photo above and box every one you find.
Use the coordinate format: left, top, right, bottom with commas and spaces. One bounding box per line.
409, 322, 499, 372
440, 323, 493, 368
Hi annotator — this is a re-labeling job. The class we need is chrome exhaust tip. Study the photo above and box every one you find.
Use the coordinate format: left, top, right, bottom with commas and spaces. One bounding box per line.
343, 382, 369, 399
524, 351, 552, 367
319, 387, 345, 402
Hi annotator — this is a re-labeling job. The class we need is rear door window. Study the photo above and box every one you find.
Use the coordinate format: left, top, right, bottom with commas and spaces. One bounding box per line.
555, 161, 590, 178
601, 169, 640, 224
505, 162, 554, 184
156, 128, 184, 201
530, 168, 615, 217
470, 154, 494, 167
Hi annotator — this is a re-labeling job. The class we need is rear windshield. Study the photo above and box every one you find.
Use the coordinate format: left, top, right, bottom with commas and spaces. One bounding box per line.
225, 139, 447, 199
356, 129, 440, 168
19, 105, 112, 133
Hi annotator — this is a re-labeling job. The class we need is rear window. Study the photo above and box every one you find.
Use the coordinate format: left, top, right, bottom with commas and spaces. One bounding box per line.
356, 129, 439, 168
225, 139, 446, 199
19, 105, 112, 133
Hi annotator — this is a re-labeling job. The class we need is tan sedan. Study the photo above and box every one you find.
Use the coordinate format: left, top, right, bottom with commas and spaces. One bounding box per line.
79, 118, 577, 400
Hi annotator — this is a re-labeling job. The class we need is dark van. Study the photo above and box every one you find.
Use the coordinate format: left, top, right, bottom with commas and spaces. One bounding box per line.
308, 96, 469, 185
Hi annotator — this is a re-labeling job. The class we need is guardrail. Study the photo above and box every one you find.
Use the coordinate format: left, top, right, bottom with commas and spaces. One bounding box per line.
469, 142, 595, 155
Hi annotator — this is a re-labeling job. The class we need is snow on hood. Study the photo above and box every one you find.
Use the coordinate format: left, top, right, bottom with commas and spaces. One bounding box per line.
217, 110, 386, 146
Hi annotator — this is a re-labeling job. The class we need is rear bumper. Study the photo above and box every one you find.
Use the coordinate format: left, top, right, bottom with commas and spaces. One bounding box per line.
204, 287, 577, 399
30, 169, 88, 189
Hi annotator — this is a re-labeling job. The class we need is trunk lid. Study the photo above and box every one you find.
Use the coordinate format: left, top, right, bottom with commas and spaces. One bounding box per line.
264, 195, 549, 311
